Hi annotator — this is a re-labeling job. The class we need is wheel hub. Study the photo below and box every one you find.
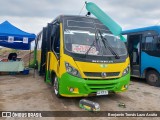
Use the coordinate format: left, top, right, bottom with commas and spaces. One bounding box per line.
54, 77, 58, 95
149, 74, 158, 82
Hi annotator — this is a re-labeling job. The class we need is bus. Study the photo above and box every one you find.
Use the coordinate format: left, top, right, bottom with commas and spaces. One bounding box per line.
122, 26, 160, 86
36, 15, 130, 97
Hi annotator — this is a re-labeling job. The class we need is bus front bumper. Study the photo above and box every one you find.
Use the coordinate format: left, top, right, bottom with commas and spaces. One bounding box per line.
59, 73, 130, 97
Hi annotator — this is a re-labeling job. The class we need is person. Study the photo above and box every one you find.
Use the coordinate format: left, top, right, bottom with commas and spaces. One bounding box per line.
137, 42, 140, 55
136, 42, 140, 64
8, 53, 17, 61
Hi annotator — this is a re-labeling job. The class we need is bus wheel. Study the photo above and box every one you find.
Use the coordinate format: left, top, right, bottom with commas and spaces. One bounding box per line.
146, 70, 160, 87
53, 76, 61, 97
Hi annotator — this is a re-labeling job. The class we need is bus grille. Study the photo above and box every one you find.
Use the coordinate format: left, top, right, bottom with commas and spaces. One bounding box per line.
87, 83, 117, 91
84, 72, 120, 77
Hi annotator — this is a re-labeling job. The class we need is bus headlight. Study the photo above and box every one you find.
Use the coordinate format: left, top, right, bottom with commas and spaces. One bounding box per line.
65, 62, 81, 78
122, 65, 130, 76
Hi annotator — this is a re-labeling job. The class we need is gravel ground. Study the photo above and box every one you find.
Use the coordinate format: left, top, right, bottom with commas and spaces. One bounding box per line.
0, 70, 160, 120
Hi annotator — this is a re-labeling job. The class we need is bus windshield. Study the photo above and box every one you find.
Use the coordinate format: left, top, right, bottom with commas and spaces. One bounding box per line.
64, 29, 127, 56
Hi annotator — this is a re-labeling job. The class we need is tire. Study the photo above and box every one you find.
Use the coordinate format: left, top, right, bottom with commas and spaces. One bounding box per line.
146, 70, 160, 87
44, 70, 47, 82
52, 76, 61, 97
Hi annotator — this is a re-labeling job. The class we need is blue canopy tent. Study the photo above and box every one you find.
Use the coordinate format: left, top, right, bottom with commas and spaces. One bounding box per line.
0, 21, 36, 50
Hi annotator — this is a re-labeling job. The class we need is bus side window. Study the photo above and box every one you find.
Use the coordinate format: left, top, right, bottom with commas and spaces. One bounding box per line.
51, 25, 60, 57
157, 37, 160, 50
144, 36, 154, 51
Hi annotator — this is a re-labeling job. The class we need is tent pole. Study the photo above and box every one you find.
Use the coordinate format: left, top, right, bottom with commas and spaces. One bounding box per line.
29, 48, 31, 68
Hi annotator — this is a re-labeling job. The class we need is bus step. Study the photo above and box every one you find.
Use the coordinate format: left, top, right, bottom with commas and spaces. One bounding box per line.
132, 69, 140, 77
132, 65, 139, 70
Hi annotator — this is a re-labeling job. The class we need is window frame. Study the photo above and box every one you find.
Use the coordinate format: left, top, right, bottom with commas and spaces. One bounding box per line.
142, 35, 158, 51
51, 23, 60, 58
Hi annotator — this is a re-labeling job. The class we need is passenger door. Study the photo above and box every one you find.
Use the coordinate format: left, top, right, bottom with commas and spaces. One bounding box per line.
46, 23, 60, 83
128, 34, 142, 77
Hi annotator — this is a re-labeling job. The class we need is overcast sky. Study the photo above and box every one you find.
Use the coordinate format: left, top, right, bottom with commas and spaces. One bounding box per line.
0, 0, 160, 35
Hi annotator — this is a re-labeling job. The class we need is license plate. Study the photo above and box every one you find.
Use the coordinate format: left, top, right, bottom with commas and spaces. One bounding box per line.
96, 90, 108, 96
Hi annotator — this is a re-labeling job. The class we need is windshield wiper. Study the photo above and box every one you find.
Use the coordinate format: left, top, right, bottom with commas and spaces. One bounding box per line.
84, 31, 99, 57
98, 30, 120, 59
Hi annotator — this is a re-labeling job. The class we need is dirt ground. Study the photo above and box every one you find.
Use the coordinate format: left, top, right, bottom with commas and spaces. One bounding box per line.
0, 70, 160, 120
